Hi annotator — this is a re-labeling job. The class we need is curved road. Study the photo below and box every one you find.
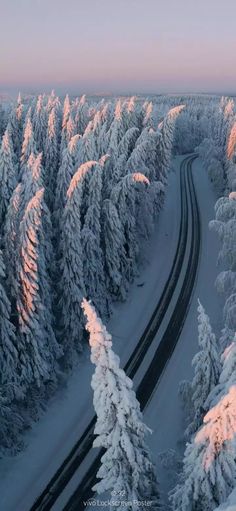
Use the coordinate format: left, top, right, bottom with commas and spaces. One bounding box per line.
30, 155, 200, 511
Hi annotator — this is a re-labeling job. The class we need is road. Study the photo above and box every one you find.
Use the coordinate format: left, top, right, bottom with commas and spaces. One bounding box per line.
29, 154, 201, 511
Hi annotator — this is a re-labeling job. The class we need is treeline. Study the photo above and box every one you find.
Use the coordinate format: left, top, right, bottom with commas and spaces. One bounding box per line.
170, 97, 236, 511
0, 92, 182, 455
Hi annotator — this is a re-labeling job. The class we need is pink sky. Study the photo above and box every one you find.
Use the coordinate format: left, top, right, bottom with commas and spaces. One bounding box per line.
1, 0, 236, 94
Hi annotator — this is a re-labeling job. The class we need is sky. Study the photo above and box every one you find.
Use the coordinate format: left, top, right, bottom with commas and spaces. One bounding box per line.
1, 0, 236, 95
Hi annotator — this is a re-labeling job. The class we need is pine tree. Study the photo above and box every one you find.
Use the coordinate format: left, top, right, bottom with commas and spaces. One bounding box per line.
0, 250, 20, 396
186, 301, 220, 436
68, 133, 82, 165
84, 109, 104, 156
74, 94, 88, 134
81, 159, 109, 315
118, 127, 140, 161
20, 117, 37, 171
206, 333, 236, 408
60, 94, 71, 158
59, 167, 87, 362
124, 96, 138, 130
19, 153, 56, 315
110, 173, 149, 283
226, 120, 236, 163
215, 98, 234, 163
66, 113, 76, 141
20, 152, 44, 220
5, 121, 17, 165
101, 199, 127, 299
143, 101, 153, 127
210, 196, 236, 272
0, 128, 17, 227
82, 299, 160, 509
7, 93, 23, 158
54, 146, 74, 222
157, 105, 185, 183
170, 386, 236, 511
86, 161, 103, 234
4, 184, 22, 300
81, 210, 107, 317
126, 129, 157, 181
33, 95, 46, 154
16, 189, 60, 389
73, 160, 98, 219
0, 103, 5, 138
0, 390, 24, 456
134, 172, 156, 239
45, 106, 59, 200
76, 133, 97, 168
46, 89, 60, 114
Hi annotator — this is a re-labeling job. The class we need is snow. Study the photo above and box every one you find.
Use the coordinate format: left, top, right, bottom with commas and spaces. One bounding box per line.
131, 172, 150, 185
0, 156, 222, 511
66, 161, 97, 198
0, 156, 181, 511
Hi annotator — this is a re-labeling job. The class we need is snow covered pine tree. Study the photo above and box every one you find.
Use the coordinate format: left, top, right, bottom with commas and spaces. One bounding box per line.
170, 385, 236, 511
185, 300, 220, 436
82, 298, 160, 510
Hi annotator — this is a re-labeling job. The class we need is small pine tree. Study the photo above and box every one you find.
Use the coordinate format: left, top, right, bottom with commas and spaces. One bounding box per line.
66, 113, 76, 141
60, 94, 71, 158
186, 301, 220, 436
86, 161, 103, 236
33, 95, 47, 154
118, 127, 140, 161
3, 184, 22, 300
0, 390, 24, 456
0, 250, 20, 396
0, 128, 17, 227
61, 94, 70, 131
76, 133, 98, 168
59, 167, 86, 362
7, 93, 23, 158
77, 94, 89, 133
54, 146, 74, 222
101, 199, 127, 299
82, 205, 107, 317
44, 107, 59, 202
110, 173, 148, 283
206, 333, 236, 408
82, 299, 160, 510
157, 105, 185, 183
20, 116, 37, 171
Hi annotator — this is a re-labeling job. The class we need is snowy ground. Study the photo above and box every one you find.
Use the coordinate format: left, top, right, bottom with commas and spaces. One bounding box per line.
0, 156, 223, 511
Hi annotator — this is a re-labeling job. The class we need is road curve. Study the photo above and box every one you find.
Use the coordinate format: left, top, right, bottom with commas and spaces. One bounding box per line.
62, 155, 201, 511
29, 155, 198, 511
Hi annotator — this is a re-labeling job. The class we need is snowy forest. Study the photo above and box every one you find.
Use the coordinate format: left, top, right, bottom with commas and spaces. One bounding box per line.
0, 92, 236, 511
